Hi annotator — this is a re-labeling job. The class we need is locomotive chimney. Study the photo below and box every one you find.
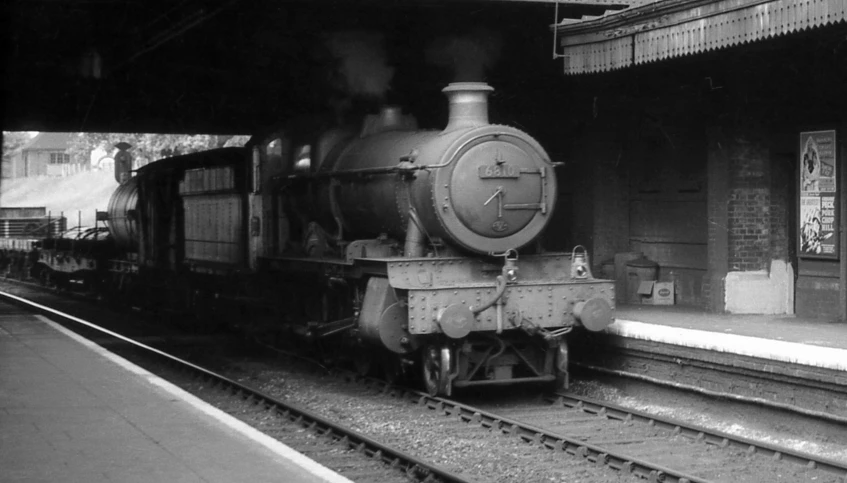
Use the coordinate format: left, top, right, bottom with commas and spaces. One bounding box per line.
442, 82, 494, 131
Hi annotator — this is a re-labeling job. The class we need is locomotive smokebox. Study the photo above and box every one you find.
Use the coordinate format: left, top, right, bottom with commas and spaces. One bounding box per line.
106, 176, 139, 251
442, 82, 494, 131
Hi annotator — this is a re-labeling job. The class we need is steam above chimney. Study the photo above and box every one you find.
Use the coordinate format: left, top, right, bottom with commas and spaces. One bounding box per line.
442, 82, 493, 131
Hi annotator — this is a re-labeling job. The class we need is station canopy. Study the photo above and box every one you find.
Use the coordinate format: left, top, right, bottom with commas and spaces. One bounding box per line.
553, 0, 847, 74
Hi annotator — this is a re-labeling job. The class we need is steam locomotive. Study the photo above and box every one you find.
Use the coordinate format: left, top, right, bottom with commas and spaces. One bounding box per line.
30, 82, 615, 395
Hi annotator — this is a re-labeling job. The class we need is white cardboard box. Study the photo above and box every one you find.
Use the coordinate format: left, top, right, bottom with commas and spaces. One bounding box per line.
637, 281, 675, 305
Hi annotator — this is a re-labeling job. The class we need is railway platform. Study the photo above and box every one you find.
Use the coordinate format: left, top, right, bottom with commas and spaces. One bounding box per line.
614, 304, 847, 363
0, 301, 352, 483
576, 304, 847, 420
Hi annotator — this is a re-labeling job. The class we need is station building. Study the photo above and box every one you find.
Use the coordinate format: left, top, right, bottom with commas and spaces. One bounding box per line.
9, 132, 87, 178
552, 0, 846, 320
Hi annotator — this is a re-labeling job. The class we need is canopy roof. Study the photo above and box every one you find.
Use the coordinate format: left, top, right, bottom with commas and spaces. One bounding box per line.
554, 0, 847, 74
21, 132, 72, 152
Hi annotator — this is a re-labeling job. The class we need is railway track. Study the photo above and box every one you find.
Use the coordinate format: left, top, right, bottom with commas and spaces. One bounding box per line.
3, 281, 846, 482
571, 331, 847, 423
459, 392, 847, 482
199, 352, 847, 482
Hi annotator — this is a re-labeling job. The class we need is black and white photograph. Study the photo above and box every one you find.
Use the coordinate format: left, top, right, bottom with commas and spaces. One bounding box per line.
1, 0, 846, 481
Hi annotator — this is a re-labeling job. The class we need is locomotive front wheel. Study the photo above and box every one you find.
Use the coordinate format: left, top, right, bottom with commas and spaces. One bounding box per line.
551, 340, 570, 392
422, 345, 452, 396
422, 346, 440, 395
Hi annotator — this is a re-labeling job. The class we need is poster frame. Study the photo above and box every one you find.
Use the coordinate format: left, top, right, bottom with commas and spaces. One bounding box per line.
798, 129, 839, 260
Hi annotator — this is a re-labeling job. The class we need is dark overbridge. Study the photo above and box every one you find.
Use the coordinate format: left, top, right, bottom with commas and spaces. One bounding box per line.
2, 0, 577, 135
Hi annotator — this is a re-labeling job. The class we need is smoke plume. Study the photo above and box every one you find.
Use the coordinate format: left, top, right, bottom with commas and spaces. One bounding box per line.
425, 28, 503, 82
325, 31, 395, 100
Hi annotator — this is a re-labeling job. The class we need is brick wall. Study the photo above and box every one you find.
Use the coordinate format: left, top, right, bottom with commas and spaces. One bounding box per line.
705, 127, 794, 311
726, 138, 771, 272
769, 153, 793, 261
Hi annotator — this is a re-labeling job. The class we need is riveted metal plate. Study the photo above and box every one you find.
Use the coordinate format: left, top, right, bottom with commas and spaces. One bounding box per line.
386, 253, 585, 290
406, 280, 615, 335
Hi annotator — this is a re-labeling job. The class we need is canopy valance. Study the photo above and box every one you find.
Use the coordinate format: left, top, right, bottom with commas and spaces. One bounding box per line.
555, 0, 847, 74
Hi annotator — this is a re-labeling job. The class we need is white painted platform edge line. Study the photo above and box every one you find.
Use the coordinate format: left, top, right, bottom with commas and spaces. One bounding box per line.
34, 315, 355, 483
609, 319, 847, 372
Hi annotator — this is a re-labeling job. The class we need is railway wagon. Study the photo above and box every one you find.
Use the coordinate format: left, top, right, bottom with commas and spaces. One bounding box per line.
0, 207, 66, 279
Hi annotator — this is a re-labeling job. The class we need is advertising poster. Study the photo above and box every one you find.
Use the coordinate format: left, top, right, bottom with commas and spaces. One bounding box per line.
799, 130, 838, 259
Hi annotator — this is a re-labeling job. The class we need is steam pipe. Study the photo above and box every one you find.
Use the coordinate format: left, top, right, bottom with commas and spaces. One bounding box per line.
496, 298, 504, 334
471, 275, 507, 315
404, 210, 426, 258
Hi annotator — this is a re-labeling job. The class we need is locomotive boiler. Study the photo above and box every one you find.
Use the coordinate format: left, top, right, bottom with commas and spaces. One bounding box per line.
28, 82, 615, 396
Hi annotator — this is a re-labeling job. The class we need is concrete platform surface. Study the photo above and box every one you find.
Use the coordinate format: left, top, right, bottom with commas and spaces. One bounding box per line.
614, 304, 847, 370
0, 309, 353, 483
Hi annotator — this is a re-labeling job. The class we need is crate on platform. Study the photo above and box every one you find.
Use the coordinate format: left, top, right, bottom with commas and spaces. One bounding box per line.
637, 281, 675, 305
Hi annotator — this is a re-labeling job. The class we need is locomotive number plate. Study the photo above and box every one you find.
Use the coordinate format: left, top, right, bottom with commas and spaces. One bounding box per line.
478, 164, 520, 179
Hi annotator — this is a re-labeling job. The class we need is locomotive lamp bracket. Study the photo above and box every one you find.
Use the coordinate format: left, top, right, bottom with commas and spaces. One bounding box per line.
570, 245, 592, 279
488, 249, 519, 283
502, 249, 519, 283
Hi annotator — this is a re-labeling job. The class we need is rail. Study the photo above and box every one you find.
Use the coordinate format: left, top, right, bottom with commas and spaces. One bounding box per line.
547, 392, 847, 480
0, 290, 476, 483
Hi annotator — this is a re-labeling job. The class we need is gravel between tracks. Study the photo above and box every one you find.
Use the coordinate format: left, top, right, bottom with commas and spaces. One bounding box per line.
223, 361, 630, 483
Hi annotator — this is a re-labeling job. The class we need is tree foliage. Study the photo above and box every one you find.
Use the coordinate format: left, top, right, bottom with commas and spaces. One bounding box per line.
2, 131, 33, 167
67, 133, 251, 169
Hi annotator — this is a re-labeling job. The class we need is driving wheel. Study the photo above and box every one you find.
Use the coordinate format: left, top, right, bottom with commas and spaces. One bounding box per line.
422, 345, 452, 396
